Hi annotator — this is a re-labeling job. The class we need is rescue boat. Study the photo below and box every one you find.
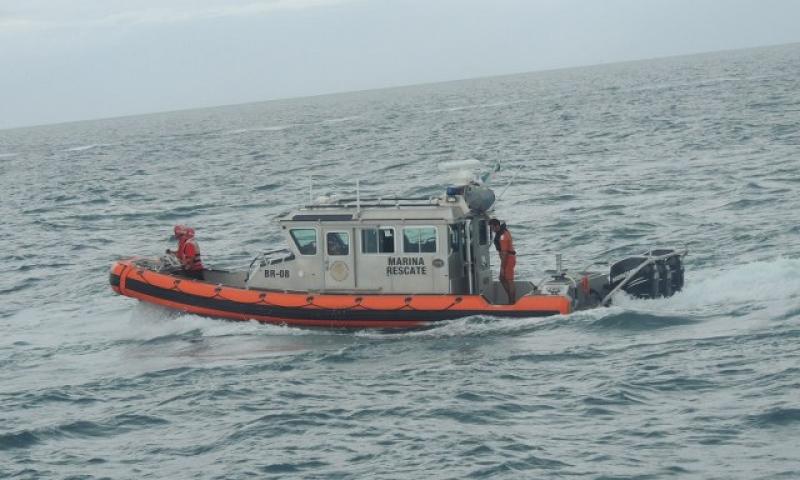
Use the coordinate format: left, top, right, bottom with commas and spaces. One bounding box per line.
110, 182, 685, 329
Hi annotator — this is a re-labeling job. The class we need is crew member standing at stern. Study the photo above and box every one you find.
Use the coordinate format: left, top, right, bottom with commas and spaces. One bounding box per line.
167, 225, 205, 280
489, 219, 516, 304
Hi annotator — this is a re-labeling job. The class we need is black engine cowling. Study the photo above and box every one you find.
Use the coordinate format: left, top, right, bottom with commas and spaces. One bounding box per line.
609, 249, 684, 299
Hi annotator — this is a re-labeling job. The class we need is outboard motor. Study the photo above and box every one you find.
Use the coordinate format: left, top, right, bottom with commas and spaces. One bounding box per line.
609, 249, 684, 299
651, 248, 684, 296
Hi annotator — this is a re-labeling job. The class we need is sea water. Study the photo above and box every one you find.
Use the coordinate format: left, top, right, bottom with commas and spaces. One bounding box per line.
1, 44, 799, 479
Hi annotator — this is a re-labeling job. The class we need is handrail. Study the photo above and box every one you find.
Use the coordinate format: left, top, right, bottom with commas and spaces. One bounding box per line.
244, 248, 293, 287
304, 196, 440, 209
336, 196, 434, 202
304, 202, 442, 209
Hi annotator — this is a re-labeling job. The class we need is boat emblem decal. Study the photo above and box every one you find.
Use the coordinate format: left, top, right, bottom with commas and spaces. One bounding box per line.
330, 261, 349, 281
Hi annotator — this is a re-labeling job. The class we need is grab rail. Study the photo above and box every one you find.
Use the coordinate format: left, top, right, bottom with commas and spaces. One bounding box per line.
244, 248, 292, 287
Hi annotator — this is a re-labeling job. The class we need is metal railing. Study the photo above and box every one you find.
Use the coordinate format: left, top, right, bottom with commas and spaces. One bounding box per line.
304, 196, 441, 209
244, 248, 293, 286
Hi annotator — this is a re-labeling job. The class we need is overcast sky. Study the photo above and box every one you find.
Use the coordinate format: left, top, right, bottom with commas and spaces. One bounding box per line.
1, 0, 799, 129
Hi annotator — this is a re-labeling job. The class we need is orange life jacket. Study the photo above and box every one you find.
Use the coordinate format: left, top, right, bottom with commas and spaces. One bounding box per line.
178, 238, 204, 271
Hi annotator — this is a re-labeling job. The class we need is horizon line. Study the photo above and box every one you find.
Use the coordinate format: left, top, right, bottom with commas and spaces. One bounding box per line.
2, 40, 797, 133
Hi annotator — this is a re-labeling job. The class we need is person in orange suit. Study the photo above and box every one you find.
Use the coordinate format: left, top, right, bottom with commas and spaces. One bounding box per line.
490, 218, 516, 304
168, 225, 205, 280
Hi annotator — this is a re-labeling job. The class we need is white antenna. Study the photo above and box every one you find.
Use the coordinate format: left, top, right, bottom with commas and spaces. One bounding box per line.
497, 166, 522, 201
308, 175, 313, 204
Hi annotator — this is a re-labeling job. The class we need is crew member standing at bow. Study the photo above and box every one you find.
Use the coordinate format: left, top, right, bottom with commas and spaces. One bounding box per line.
489, 219, 516, 304
168, 225, 205, 280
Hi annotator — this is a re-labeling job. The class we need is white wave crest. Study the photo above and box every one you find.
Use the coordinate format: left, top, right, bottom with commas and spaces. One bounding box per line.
123, 303, 313, 341
224, 125, 293, 135
322, 115, 360, 124
64, 144, 108, 152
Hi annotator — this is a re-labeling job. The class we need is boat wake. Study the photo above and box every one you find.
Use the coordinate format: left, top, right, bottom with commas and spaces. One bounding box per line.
114, 258, 799, 347
125, 303, 308, 341
373, 258, 800, 338
614, 257, 800, 316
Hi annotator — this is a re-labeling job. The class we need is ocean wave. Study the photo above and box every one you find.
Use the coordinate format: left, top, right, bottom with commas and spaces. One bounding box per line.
506, 348, 606, 363
426, 100, 524, 114
0, 414, 168, 451
353, 315, 559, 339
587, 311, 698, 330
0, 429, 39, 451
322, 115, 361, 123
224, 125, 294, 135
748, 408, 800, 428
123, 305, 282, 339
63, 143, 108, 152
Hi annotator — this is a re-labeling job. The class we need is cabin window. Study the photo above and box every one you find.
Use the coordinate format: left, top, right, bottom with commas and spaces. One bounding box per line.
326, 232, 350, 256
403, 227, 437, 253
290, 228, 317, 255
478, 220, 488, 245
361, 227, 395, 254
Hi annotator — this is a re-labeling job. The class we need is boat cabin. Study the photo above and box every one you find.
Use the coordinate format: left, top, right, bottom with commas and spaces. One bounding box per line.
246, 187, 501, 297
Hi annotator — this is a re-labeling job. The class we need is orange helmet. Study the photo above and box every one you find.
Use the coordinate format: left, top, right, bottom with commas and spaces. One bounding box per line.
173, 224, 189, 237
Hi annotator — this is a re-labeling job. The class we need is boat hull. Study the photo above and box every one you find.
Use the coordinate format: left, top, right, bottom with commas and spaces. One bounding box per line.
110, 260, 571, 329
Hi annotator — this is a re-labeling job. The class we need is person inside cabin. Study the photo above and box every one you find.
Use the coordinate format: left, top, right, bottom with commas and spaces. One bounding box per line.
167, 224, 205, 280
489, 218, 516, 304
327, 232, 348, 256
